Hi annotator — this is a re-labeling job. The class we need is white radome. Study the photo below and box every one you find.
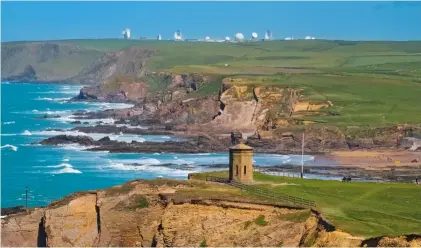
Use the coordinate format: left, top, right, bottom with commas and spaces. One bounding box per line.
251, 32, 258, 39
205, 36, 210, 41
225, 36, 231, 41
235, 33, 244, 41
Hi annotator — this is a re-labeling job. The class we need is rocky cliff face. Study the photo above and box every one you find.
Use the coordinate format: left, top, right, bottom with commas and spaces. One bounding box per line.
1, 180, 308, 247
210, 79, 331, 131
2, 179, 419, 247
1, 42, 101, 82
70, 47, 154, 85
74, 81, 149, 102
1, 42, 153, 84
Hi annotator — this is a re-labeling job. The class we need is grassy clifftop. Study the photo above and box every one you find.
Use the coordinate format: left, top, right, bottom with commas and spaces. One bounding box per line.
2, 39, 421, 126
68, 39, 421, 75
191, 171, 421, 238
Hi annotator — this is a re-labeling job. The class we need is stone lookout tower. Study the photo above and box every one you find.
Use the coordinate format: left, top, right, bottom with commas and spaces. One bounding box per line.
229, 141, 254, 183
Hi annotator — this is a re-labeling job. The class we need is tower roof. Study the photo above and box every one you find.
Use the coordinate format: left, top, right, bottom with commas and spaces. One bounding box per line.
230, 143, 253, 150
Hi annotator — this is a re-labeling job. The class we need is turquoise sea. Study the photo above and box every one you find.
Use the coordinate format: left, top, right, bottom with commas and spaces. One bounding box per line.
1, 82, 316, 208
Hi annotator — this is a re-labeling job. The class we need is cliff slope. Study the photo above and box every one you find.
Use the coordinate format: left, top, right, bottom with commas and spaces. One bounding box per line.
2, 179, 420, 247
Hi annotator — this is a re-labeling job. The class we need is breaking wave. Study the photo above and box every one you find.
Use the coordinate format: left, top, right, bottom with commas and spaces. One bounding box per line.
105, 160, 189, 177
47, 163, 82, 174
22, 130, 32, 136
1, 144, 18, 151
57, 144, 98, 151
35, 97, 70, 101
2, 121, 15, 125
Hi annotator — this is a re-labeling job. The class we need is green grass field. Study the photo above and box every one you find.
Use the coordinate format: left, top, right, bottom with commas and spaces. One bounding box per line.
25, 39, 417, 126
192, 171, 421, 238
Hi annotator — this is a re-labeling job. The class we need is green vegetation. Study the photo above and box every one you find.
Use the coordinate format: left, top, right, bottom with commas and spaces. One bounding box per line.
7, 39, 420, 126
128, 195, 149, 209
104, 183, 136, 197
254, 215, 269, 226
193, 171, 421, 238
69, 39, 421, 75
200, 239, 207, 247
279, 210, 311, 223
226, 73, 421, 126
66, 39, 421, 127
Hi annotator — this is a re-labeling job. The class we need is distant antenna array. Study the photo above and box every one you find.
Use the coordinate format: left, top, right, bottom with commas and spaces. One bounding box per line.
119, 28, 316, 41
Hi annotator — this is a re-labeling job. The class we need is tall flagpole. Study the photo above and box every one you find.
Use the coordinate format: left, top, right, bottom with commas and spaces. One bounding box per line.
301, 132, 304, 178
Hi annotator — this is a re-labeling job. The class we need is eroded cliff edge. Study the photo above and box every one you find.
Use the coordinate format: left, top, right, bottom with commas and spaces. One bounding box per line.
2, 179, 420, 247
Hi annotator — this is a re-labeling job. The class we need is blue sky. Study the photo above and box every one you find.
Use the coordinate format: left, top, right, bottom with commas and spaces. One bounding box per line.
1, 1, 421, 42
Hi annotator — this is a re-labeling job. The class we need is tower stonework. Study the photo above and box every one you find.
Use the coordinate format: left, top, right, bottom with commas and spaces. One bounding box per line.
229, 142, 254, 183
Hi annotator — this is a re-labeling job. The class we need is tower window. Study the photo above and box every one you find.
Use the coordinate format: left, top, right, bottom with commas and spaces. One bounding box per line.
244, 166, 247, 175
236, 165, 239, 176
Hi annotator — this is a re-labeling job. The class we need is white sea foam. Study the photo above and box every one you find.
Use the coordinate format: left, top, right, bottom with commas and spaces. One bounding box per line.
115, 124, 148, 129
47, 163, 82, 174
2, 121, 15, 125
85, 102, 135, 110
0, 144, 18, 151
53, 115, 116, 125
57, 144, 98, 151
32, 130, 88, 136
35, 90, 79, 95
105, 161, 189, 176
35, 97, 70, 101
22, 130, 32, 136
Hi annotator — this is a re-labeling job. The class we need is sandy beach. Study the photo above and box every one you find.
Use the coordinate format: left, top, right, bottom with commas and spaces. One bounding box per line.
329, 150, 421, 168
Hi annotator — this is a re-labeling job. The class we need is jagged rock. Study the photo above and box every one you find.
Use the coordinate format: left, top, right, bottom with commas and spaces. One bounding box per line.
1, 206, 26, 216
1, 208, 45, 247
36, 115, 61, 119
38, 135, 95, 146
44, 193, 98, 247
71, 125, 173, 135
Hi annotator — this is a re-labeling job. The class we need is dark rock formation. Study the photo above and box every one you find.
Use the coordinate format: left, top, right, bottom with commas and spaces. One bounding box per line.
71, 125, 173, 135
1, 206, 26, 216
38, 135, 95, 146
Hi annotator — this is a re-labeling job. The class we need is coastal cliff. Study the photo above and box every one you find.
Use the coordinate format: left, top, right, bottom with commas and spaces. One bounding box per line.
2, 179, 420, 247
1, 42, 153, 84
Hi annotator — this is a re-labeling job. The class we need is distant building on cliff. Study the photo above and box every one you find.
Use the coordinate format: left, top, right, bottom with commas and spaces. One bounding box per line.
174, 30, 183, 41
122, 28, 131, 39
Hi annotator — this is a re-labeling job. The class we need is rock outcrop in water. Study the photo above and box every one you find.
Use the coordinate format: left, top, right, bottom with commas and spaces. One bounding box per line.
37, 134, 232, 153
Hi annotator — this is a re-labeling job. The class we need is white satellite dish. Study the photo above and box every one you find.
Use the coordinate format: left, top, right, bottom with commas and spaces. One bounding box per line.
225, 36, 231, 41
235, 33, 244, 41
251, 32, 258, 39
